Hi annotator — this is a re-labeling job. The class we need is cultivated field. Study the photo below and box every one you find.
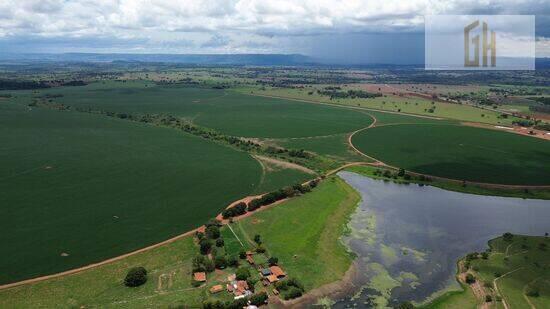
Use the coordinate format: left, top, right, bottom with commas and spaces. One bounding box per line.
23, 81, 375, 138
351, 124, 550, 185
0, 176, 360, 308
0, 101, 310, 284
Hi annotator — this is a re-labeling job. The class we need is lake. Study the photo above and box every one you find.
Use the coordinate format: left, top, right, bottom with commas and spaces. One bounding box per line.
334, 171, 550, 308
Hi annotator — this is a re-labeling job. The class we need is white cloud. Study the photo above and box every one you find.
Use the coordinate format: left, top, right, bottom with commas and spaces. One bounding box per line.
0, 0, 548, 54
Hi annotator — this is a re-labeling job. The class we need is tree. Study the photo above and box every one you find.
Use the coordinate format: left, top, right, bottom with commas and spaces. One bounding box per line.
206, 225, 220, 239
214, 255, 227, 269
239, 249, 247, 259
465, 273, 476, 284
250, 292, 268, 305
236, 267, 251, 280
256, 245, 266, 253
227, 255, 239, 267
268, 257, 278, 266
199, 239, 212, 255
216, 238, 224, 247
124, 267, 147, 287
485, 295, 493, 302
254, 234, 262, 244
503, 232, 514, 242
398, 168, 405, 177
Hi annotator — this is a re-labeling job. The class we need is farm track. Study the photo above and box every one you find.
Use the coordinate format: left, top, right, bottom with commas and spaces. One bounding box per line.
0, 158, 369, 291
2, 91, 548, 291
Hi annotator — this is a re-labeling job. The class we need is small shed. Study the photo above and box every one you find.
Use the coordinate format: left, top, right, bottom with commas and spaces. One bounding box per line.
193, 272, 206, 282
246, 255, 255, 265
209, 285, 223, 294
267, 274, 278, 283
260, 268, 271, 276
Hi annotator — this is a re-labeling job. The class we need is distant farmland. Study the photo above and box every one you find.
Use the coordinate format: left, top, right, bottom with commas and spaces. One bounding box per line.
0, 102, 308, 284
34, 81, 375, 138
352, 124, 550, 185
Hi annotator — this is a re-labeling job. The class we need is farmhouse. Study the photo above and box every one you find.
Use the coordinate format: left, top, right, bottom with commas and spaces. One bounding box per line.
270, 266, 286, 278
226, 276, 252, 299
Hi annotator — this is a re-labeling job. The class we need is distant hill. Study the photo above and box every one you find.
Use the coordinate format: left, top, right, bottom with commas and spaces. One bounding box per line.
0, 53, 315, 66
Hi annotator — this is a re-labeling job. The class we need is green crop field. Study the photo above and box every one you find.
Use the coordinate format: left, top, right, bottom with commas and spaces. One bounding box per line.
0, 102, 310, 284
351, 124, 550, 185
16, 81, 375, 138
0, 176, 360, 308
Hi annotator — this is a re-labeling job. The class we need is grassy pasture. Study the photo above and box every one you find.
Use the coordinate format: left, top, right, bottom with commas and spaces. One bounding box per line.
351, 124, 550, 185
237, 176, 360, 290
0, 176, 360, 308
0, 102, 310, 285
425, 235, 550, 309
251, 87, 517, 125
25, 81, 374, 138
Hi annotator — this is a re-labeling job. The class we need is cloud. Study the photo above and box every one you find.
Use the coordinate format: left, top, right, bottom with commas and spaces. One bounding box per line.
201, 34, 231, 48
0, 0, 548, 58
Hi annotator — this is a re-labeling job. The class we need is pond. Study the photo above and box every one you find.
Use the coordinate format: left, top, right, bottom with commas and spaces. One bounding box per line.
334, 171, 550, 308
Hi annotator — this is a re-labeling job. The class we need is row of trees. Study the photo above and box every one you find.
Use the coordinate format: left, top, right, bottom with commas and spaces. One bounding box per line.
317, 89, 382, 100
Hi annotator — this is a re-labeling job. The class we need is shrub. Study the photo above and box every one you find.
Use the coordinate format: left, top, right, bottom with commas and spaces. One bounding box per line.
227, 255, 239, 267
236, 267, 251, 280
256, 245, 266, 253
249, 292, 268, 306
268, 257, 279, 266
503, 232, 514, 242
124, 267, 147, 287
485, 295, 492, 302
525, 285, 540, 297
216, 238, 224, 247
254, 234, 262, 244
284, 286, 303, 299
465, 273, 476, 284
239, 250, 247, 259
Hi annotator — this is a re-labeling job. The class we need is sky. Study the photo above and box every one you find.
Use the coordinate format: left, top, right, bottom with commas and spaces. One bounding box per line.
0, 0, 549, 64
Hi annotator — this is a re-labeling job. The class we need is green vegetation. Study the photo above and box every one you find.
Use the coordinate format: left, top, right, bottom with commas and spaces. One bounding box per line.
23, 81, 374, 138
0, 176, 360, 307
424, 234, 550, 308
346, 165, 550, 200
237, 176, 360, 290
0, 237, 211, 308
0, 102, 308, 284
251, 86, 520, 125
352, 124, 550, 185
